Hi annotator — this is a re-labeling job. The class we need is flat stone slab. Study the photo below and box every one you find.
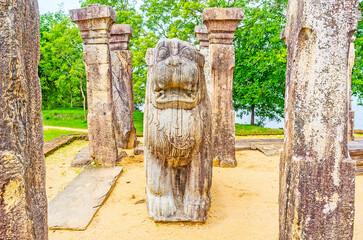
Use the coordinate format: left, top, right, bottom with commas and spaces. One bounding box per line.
44, 134, 88, 156
48, 166, 123, 230
72, 145, 92, 167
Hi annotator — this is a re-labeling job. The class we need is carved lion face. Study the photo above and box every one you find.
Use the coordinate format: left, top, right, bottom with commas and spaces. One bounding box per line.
146, 39, 205, 110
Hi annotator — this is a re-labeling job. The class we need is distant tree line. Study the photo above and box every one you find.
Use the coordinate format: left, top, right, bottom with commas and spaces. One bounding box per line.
39, 0, 363, 125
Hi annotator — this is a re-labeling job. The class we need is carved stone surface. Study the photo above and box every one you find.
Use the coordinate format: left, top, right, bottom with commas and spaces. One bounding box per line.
280, 1, 361, 239
70, 5, 118, 167
144, 39, 212, 222
194, 25, 211, 99
348, 40, 355, 141
0, 0, 48, 239
202, 8, 244, 167
110, 24, 137, 149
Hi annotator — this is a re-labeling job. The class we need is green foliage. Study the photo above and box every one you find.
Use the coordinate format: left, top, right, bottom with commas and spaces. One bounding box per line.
233, 0, 287, 125
352, 3, 363, 105
39, 9, 87, 110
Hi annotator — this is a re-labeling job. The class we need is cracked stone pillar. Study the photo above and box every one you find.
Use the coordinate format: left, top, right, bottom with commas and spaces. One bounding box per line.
280, 1, 361, 239
202, 8, 244, 167
110, 24, 137, 149
70, 5, 118, 167
194, 25, 211, 99
348, 39, 355, 141
0, 0, 48, 239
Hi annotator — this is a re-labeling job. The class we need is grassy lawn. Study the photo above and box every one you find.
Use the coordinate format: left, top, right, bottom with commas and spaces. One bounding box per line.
43, 108, 286, 137
235, 123, 283, 136
44, 129, 82, 142
43, 108, 88, 129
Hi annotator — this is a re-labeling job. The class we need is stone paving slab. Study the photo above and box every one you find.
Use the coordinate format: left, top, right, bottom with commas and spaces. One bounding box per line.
44, 134, 88, 156
48, 166, 123, 230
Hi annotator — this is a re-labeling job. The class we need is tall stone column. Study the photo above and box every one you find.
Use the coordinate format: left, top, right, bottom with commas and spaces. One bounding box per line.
110, 24, 137, 149
348, 39, 355, 141
0, 0, 48, 239
280, 1, 361, 239
70, 5, 118, 167
202, 8, 244, 167
194, 25, 211, 99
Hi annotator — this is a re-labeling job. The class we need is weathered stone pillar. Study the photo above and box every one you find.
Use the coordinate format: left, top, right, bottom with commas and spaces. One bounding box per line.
110, 24, 137, 149
280, 1, 361, 239
194, 25, 211, 98
348, 39, 355, 141
202, 8, 244, 167
70, 5, 118, 167
0, 0, 48, 239
144, 39, 212, 222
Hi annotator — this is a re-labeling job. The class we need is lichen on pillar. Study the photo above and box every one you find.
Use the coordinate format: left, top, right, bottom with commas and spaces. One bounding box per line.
110, 24, 138, 149
144, 39, 212, 222
194, 25, 211, 99
202, 8, 244, 168
0, 0, 48, 238
70, 5, 118, 167
279, 0, 361, 239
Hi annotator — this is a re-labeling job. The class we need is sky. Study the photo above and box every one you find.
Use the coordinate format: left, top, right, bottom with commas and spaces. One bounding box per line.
38, 0, 81, 14
38, 1, 363, 129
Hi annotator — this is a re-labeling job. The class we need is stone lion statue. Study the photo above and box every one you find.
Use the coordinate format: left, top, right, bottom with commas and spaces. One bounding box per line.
144, 38, 212, 222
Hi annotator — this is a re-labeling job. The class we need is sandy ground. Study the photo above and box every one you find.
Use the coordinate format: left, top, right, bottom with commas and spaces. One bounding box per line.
47, 140, 363, 240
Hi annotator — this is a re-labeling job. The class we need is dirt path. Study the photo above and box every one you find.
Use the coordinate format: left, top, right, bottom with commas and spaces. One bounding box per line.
46, 142, 363, 240
43, 125, 88, 133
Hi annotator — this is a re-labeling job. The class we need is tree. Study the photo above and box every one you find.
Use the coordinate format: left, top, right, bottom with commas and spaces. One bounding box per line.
233, 0, 287, 126
352, 2, 363, 105
39, 9, 87, 119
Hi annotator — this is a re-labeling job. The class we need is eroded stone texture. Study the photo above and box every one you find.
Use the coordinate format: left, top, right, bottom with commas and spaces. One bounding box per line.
280, 1, 361, 239
70, 5, 118, 167
202, 8, 244, 167
144, 39, 212, 222
194, 25, 211, 98
0, 0, 48, 239
348, 39, 356, 141
110, 24, 137, 149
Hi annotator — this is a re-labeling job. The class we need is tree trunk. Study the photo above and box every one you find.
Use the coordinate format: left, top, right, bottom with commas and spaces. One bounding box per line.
250, 104, 255, 125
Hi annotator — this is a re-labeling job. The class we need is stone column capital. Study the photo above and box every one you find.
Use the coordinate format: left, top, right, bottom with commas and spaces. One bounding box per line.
202, 8, 244, 45
70, 4, 117, 45
194, 25, 209, 48
110, 24, 133, 51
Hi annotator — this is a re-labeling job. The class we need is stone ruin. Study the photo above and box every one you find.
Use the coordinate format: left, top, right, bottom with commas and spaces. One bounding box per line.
144, 39, 212, 222
0, 0, 48, 239
70, 5, 119, 167
348, 37, 356, 141
203, 8, 244, 167
194, 25, 211, 99
279, 0, 361, 239
110, 24, 138, 149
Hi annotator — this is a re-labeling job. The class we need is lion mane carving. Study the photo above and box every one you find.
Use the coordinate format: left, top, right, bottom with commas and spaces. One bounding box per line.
144, 38, 212, 222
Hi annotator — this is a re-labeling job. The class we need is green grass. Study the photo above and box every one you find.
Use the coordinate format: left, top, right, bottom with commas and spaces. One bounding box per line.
43, 108, 88, 129
43, 108, 285, 137
42, 108, 145, 133
235, 123, 284, 136
44, 129, 82, 142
